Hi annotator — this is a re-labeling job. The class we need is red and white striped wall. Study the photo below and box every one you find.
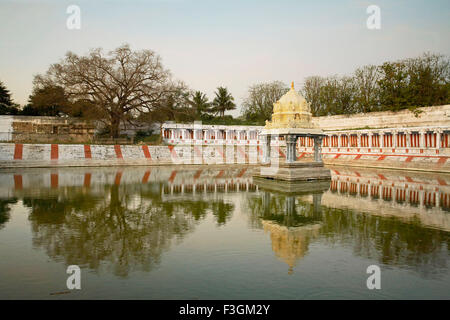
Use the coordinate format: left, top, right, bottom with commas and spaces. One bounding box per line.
0, 143, 264, 167
1, 142, 450, 172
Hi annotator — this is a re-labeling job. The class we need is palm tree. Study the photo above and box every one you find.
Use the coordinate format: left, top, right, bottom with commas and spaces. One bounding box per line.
187, 91, 211, 120
212, 87, 236, 118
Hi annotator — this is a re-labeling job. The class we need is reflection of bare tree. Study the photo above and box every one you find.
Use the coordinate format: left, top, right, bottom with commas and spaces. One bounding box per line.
0, 199, 17, 229
25, 183, 231, 278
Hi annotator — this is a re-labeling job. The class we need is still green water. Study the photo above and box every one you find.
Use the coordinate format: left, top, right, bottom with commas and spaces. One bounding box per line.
0, 165, 449, 299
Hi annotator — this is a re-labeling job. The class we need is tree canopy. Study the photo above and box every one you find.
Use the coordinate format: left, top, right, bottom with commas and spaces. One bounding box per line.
3, 49, 449, 131
242, 52, 450, 121
241, 81, 288, 125
211, 87, 236, 118
26, 85, 69, 117
141, 85, 194, 125
33, 44, 180, 137
0, 81, 19, 115
0, 81, 13, 106
301, 52, 450, 116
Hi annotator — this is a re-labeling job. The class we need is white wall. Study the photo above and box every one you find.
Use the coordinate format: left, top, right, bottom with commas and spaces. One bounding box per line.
314, 105, 450, 131
0, 115, 13, 141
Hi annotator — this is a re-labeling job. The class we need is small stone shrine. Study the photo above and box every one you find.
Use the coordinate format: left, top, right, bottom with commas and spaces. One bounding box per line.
255, 82, 331, 181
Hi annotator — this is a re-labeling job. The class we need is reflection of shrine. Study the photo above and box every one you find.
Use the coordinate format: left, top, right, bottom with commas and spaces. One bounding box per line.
262, 221, 320, 274
255, 179, 329, 274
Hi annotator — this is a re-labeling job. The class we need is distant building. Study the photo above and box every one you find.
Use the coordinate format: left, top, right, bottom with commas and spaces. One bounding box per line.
0, 115, 95, 143
162, 105, 450, 151
0, 115, 160, 144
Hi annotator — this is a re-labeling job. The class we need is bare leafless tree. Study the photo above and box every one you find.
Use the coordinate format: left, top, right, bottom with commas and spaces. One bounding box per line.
302, 76, 325, 116
354, 65, 380, 113
241, 81, 287, 123
34, 44, 179, 137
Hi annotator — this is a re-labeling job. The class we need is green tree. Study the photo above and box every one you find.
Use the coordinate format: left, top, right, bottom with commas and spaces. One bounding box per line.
301, 52, 449, 116
0, 81, 13, 106
187, 91, 212, 120
377, 61, 410, 111
404, 53, 450, 107
377, 53, 450, 111
0, 81, 19, 115
27, 85, 69, 116
141, 83, 193, 143
138, 80, 190, 134
212, 87, 236, 118
24, 84, 96, 117
19, 104, 40, 116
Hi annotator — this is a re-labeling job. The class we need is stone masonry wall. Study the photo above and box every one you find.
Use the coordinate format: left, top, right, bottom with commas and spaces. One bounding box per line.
313, 105, 450, 130
0, 115, 95, 143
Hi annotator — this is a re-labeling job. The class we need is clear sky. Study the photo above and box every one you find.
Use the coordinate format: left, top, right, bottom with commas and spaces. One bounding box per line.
1, 0, 449, 116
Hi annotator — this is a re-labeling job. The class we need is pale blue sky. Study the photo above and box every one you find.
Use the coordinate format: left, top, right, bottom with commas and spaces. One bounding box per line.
1, 0, 449, 115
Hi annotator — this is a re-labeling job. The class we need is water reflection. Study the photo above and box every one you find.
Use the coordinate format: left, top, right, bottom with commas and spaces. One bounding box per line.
249, 180, 328, 274
0, 199, 16, 229
25, 184, 214, 277
0, 166, 448, 281
248, 175, 449, 278
319, 207, 449, 278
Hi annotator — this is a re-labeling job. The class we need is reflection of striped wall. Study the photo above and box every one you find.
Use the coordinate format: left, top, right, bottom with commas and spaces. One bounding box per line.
1, 167, 254, 193
329, 168, 450, 212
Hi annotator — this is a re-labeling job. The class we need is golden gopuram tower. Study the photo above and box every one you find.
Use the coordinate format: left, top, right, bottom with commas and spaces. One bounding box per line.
265, 82, 314, 129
